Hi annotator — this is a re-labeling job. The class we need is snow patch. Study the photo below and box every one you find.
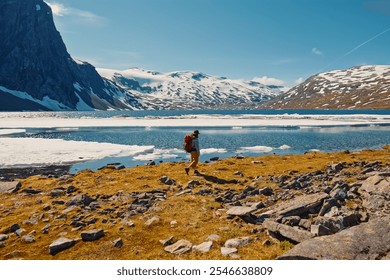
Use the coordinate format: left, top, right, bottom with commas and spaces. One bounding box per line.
0, 137, 154, 168
0, 85, 70, 110
236, 146, 274, 153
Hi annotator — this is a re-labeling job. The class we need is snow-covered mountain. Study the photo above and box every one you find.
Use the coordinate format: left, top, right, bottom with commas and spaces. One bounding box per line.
97, 68, 282, 110
263, 65, 390, 109
0, 0, 281, 111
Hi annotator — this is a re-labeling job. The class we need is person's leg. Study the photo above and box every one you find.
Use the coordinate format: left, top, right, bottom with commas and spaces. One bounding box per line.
190, 152, 199, 169
185, 152, 199, 174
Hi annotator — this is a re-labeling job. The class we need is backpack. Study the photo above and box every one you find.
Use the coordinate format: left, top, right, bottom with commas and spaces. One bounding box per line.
183, 134, 193, 152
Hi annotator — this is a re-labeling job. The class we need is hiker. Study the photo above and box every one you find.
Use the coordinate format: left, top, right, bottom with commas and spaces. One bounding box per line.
184, 130, 200, 175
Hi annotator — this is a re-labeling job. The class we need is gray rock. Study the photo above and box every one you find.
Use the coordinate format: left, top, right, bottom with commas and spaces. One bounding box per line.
0, 234, 9, 241
193, 241, 213, 253
164, 239, 192, 255
22, 188, 42, 194
0, 181, 21, 193
206, 234, 221, 241
362, 195, 388, 212
175, 189, 192, 196
22, 235, 35, 243
81, 229, 104, 241
263, 220, 314, 243
267, 193, 329, 217
49, 237, 76, 255
160, 236, 174, 247
224, 237, 254, 248
359, 175, 390, 197
319, 198, 339, 216
66, 194, 95, 207
298, 219, 312, 230
112, 238, 123, 248
221, 247, 238, 256
311, 224, 332, 236
226, 206, 256, 216
145, 216, 160, 226
160, 176, 176, 185
278, 216, 390, 260
186, 180, 201, 189
50, 188, 66, 197
313, 216, 343, 234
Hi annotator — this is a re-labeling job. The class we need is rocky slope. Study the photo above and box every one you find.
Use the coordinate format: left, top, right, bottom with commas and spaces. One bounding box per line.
98, 68, 282, 110
1, 146, 389, 260
262, 65, 390, 109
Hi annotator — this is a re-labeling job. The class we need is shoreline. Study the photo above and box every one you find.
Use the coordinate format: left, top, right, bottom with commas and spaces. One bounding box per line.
0, 165, 70, 181
1, 145, 389, 182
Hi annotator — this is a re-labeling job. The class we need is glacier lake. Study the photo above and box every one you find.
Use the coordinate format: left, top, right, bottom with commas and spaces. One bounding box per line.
0, 109, 389, 173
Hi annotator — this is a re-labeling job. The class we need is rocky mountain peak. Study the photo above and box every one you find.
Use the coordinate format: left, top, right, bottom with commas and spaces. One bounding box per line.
0, 0, 143, 111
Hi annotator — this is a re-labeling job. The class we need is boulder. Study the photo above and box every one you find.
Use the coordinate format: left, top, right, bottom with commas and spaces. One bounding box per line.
221, 247, 238, 256
278, 216, 390, 260
266, 193, 329, 217
226, 206, 256, 216
81, 229, 104, 241
49, 237, 76, 255
193, 241, 213, 253
164, 239, 192, 255
263, 220, 314, 243
0, 181, 21, 194
224, 237, 254, 248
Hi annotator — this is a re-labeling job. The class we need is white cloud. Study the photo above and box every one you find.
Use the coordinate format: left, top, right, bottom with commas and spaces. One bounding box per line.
46, 2, 68, 16
295, 77, 305, 85
252, 76, 285, 86
311, 48, 324, 56
46, 1, 105, 24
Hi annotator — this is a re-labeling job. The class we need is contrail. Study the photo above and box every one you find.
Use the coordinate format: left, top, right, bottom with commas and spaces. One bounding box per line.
320, 26, 390, 72
343, 26, 390, 57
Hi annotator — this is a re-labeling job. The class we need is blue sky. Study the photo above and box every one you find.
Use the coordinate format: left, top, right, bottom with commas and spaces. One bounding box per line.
46, 0, 390, 87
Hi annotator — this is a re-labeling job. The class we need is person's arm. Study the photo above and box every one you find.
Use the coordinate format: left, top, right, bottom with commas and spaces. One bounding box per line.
193, 138, 200, 154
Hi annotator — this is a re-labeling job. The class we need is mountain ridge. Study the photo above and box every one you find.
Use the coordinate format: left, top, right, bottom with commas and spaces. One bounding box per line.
261, 65, 390, 110
97, 67, 282, 110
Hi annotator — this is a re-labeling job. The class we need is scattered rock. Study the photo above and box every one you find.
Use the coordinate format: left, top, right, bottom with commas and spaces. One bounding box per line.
22, 235, 35, 243
193, 241, 213, 253
81, 229, 105, 241
266, 192, 329, 217
49, 237, 76, 255
206, 234, 221, 241
145, 216, 160, 226
224, 237, 253, 248
112, 238, 123, 248
0, 234, 9, 241
221, 247, 238, 256
160, 176, 176, 185
164, 239, 192, 255
263, 220, 314, 243
0, 181, 21, 193
160, 236, 174, 247
226, 206, 256, 216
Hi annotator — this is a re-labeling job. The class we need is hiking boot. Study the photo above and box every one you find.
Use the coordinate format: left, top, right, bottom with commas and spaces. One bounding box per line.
185, 168, 190, 175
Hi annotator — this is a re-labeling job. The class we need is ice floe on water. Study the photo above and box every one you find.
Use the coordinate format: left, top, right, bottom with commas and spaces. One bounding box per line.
1, 112, 390, 128
0, 137, 154, 168
0, 129, 26, 136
